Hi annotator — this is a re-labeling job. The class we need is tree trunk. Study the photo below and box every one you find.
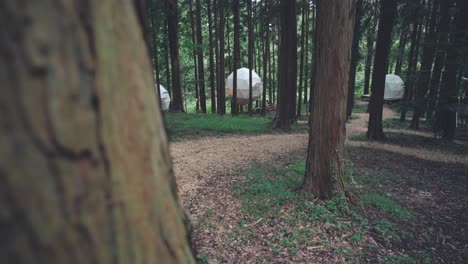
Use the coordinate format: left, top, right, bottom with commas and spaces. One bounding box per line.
394, 25, 409, 76
195, 0, 207, 113
274, 0, 297, 129
0, 0, 194, 262
363, 8, 378, 95
232, 0, 240, 115
367, 0, 398, 140
303, 7, 311, 105
410, 0, 440, 129
207, 0, 216, 113
166, 0, 185, 112
297, 4, 307, 118
262, 7, 270, 115
217, 0, 226, 114
248, 0, 254, 114
309, 3, 319, 114
437, 0, 468, 140
189, 0, 200, 112
426, 0, 452, 121
347, 0, 363, 118
150, 17, 162, 101
164, 21, 172, 96
304, 0, 356, 198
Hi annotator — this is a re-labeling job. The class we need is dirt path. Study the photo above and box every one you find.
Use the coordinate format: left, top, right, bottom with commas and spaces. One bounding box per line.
170, 102, 468, 263
170, 133, 309, 205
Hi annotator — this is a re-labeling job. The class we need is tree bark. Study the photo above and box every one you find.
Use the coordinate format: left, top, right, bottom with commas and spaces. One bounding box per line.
150, 17, 162, 103
232, 0, 240, 115
347, 0, 363, 118
367, 0, 398, 140
304, 0, 356, 198
303, 7, 311, 105
0, 0, 194, 262
217, 0, 226, 115
426, 0, 452, 121
189, 0, 200, 112
166, 0, 185, 112
394, 25, 409, 77
248, 0, 254, 114
207, 0, 216, 113
274, 0, 297, 129
410, 0, 440, 129
164, 21, 172, 96
436, 0, 468, 140
297, 4, 307, 118
363, 6, 378, 95
262, 5, 270, 116
195, 0, 207, 113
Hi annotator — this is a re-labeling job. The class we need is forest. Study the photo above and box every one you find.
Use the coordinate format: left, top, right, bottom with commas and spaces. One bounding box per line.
1, 0, 467, 263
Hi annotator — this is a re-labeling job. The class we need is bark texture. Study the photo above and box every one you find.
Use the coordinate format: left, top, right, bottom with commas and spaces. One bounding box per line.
0, 0, 194, 263
304, 0, 356, 198
367, 0, 398, 140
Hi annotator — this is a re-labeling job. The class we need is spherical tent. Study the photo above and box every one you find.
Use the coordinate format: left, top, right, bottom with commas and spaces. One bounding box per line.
384, 74, 405, 101
156, 84, 171, 111
226, 68, 263, 105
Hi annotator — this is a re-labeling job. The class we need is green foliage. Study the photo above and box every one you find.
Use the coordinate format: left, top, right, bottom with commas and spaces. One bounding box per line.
197, 252, 209, 263
360, 193, 414, 221
384, 254, 418, 264
165, 112, 272, 140
383, 118, 431, 130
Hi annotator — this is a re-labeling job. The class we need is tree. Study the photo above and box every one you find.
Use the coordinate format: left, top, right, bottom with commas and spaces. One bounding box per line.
274, 0, 297, 129
367, 0, 398, 140
166, 0, 185, 112
347, 0, 363, 118
436, 0, 468, 140
0, 0, 194, 262
207, 0, 217, 113
297, 2, 307, 118
363, 2, 379, 95
189, 0, 200, 112
195, 0, 207, 113
217, 0, 227, 114
427, 0, 452, 120
303, 0, 356, 198
261, 2, 271, 115
248, 0, 254, 114
232, 0, 240, 115
410, 0, 440, 129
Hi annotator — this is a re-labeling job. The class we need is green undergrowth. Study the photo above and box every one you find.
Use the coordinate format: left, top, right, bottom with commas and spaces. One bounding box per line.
165, 112, 308, 140
225, 159, 421, 261
383, 118, 431, 130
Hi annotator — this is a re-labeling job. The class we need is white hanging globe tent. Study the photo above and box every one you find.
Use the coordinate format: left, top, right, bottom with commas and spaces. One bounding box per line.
156, 84, 171, 111
226, 67, 263, 105
384, 74, 405, 101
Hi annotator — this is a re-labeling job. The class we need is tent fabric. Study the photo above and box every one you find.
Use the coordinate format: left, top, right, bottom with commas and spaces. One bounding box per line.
156, 84, 171, 111
384, 74, 405, 100
226, 68, 263, 105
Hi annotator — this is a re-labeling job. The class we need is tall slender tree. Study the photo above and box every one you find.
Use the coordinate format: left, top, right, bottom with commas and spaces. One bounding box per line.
274, 0, 297, 129
411, 0, 440, 129
217, 0, 227, 114
367, 0, 398, 140
232, 0, 240, 115
363, 3, 379, 95
189, 0, 200, 112
297, 3, 307, 118
347, 0, 363, 118
304, 0, 356, 198
436, 0, 468, 140
248, 0, 254, 114
0, 0, 194, 262
195, 0, 207, 113
207, 0, 217, 113
166, 0, 185, 112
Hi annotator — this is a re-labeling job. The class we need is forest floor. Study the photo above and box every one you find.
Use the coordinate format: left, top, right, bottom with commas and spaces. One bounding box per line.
170, 100, 468, 263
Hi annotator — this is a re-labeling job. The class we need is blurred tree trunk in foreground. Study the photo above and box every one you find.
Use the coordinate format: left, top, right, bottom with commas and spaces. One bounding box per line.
0, 1, 194, 263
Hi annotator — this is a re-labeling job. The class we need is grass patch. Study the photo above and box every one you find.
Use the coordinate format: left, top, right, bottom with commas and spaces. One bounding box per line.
350, 133, 368, 141
352, 107, 368, 114
384, 254, 418, 264
361, 193, 414, 221
383, 118, 431, 130
165, 112, 272, 140
165, 112, 309, 140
